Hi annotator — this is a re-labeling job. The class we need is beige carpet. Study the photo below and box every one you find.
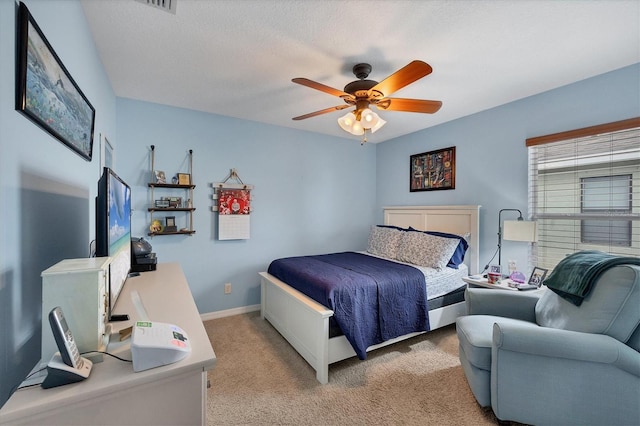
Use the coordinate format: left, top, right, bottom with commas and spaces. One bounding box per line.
204, 311, 500, 425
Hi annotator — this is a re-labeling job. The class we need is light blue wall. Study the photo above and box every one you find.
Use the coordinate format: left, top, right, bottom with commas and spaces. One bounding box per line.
114, 99, 377, 313
376, 64, 640, 275
0, 0, 116, 389
1, 0, 638, 320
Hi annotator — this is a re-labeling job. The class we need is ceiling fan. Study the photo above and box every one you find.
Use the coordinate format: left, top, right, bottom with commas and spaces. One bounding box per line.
292, 60, 442, 141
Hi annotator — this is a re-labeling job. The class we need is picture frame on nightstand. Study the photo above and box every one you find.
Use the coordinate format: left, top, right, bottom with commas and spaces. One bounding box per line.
528, 267, 548, 287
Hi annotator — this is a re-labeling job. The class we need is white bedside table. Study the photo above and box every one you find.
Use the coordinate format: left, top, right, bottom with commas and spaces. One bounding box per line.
463, 275, 518, 291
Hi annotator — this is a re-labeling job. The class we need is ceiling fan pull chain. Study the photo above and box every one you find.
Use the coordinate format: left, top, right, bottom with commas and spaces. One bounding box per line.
361, 129, 368, 145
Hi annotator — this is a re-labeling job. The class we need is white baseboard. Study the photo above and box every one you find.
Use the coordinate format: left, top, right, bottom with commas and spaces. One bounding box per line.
200, 304, 261, 321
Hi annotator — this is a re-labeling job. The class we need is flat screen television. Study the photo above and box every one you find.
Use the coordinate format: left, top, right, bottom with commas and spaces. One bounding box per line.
96, 167, 132, 320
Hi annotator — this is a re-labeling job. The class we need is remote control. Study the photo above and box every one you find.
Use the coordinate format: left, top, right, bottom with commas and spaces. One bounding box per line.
517, 284, 539, 291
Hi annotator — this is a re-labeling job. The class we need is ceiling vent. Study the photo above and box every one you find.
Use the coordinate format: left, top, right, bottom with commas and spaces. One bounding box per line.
134, 0, 177, 15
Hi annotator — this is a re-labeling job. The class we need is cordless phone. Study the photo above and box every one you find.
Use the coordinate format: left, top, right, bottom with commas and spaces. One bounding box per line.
49, 307, 82, 368
41, 307, 92, 389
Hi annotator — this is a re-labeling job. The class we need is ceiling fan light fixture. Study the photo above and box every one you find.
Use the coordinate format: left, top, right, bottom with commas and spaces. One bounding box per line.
338, 112, 357, 132
350, 121, 364, 135
370, 116, 387, 133
360, 108, 379, 129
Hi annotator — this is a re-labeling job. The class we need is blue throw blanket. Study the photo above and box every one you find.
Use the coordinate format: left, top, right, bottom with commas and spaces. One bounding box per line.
544, 250, 640, 306
267, 252, 430, 359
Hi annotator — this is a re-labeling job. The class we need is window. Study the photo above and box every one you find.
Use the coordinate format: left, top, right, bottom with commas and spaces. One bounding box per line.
581, 175, 632, 246
527, 118, 640, 272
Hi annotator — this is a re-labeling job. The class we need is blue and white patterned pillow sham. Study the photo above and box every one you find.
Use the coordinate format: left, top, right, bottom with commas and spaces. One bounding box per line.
408, 227, 469, 269
366, 226, 404, 259
396, 231, 460, 270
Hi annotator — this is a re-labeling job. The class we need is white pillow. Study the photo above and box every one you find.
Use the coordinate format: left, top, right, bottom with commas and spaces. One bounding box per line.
366, 226, 403, 259
397, 231, 460, 270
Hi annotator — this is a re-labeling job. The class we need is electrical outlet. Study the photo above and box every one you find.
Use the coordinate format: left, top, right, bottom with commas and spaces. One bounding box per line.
224, 283, 232, 294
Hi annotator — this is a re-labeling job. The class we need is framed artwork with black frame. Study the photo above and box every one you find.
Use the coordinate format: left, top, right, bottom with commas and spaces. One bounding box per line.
528, 267, 548, 287
165, 216, 177, 233
410, 146, 456, 192
15, 2, 95, 161
177, 173, 191, 185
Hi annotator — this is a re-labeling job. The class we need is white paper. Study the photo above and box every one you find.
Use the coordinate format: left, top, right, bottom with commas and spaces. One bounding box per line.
218, 214, 250, 240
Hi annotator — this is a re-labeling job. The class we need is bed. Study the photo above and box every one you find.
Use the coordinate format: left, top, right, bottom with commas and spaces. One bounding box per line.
259, 205, 480, 384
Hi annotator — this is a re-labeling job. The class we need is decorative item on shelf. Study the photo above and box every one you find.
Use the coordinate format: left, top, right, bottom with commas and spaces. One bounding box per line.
165, 216, 177, 233
178, 173, 191, 185
172, 175, 178, 184
167, 197, 182, 208
155, 199, 170, 208
150, 219, 163, 233
487, 265, 501, 284
155, 170, 166, 184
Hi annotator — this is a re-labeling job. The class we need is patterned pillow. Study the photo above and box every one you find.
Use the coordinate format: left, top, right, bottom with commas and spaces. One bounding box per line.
366, 226, 404, 259
408, 227, 469, 269
396, 231, 460, 270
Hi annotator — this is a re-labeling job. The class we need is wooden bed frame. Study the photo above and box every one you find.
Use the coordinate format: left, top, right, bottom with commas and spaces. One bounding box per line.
259, 205, 481, 384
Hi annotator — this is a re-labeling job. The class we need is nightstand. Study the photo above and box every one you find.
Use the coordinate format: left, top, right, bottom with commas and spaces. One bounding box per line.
462, 275, 519, 291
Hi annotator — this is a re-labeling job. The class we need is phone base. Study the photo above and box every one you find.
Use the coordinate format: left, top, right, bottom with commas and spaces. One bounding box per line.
41, 353, 92, 389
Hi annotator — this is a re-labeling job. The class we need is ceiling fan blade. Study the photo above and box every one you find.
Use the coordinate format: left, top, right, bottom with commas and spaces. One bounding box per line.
292, 78, 354, 100
369, 61, 433, 98
292, 105, 351, 121
375, 98, 442, 114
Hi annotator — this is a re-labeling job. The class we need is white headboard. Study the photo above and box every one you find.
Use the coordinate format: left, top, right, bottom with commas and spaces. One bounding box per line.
383, 205, 481, 275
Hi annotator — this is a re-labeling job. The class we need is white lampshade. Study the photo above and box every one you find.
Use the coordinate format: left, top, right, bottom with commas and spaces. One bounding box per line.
338, 112, 356, 132
503, 220, 537, 242
360, 108, 378, 129
350, 120, 364, 135
370, 116, 386, 133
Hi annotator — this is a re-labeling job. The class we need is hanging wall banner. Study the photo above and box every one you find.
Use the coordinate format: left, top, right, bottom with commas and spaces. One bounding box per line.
218, 189, 251, 240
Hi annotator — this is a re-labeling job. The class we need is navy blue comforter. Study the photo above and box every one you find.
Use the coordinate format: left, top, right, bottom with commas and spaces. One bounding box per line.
267, 252, 430, 359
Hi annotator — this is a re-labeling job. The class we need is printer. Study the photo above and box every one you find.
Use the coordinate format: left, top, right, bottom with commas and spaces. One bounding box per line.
131, 321, 191, 372
131, 237, 157, 272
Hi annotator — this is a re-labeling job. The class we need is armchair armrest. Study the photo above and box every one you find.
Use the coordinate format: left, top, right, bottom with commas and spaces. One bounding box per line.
465, 287, 541, 322
490, 322, 640, 425
493, 322, 640, 377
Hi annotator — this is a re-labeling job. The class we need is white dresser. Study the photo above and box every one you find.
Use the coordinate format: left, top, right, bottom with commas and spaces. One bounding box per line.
1, 263, 217, 425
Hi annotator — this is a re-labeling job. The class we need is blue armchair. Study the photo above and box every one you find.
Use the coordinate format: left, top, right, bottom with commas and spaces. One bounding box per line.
456, 262, 640, 425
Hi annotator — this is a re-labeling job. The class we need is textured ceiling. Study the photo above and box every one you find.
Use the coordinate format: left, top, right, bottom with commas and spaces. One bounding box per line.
80, 0, 640, 143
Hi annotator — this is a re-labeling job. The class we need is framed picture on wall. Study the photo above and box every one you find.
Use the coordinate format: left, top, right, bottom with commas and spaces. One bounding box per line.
100, 134, 114, 170
15, 2, 96, 162
410, 146, 456, 192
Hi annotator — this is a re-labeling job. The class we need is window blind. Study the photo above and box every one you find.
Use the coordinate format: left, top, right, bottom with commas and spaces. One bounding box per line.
527, 118, 640, 272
